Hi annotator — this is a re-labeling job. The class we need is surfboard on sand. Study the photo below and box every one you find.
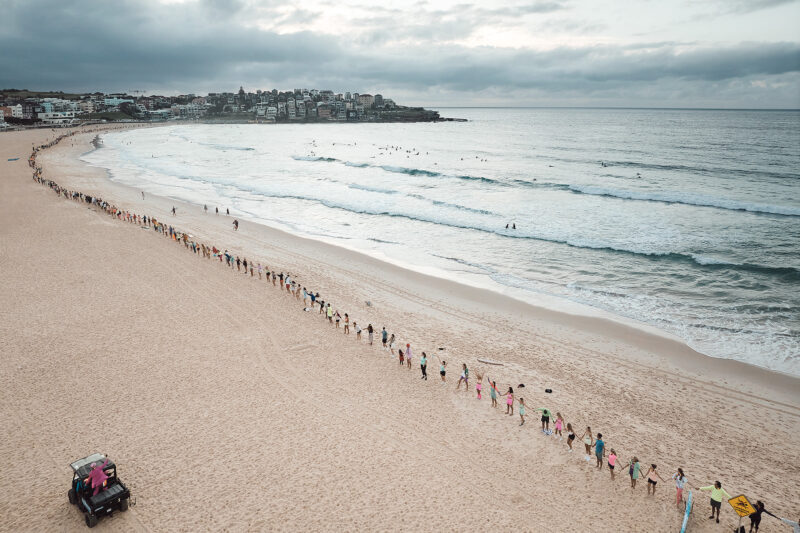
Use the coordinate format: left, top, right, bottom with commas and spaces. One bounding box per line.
477, 358, 503, 366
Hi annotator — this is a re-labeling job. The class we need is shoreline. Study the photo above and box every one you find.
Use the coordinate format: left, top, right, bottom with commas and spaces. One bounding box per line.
78, 128, 799, 388
4, 126, 799, 532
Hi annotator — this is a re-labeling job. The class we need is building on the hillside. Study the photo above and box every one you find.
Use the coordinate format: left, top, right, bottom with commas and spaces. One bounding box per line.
38, 111, 76, 124
79, 100, 96, 114
357, 94, 374, 108
374, 94, 383, 107
317, 103, 332, 120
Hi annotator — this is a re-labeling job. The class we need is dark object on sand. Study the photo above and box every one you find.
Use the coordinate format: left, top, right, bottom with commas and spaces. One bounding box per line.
545, 388, 552, 393
67, 453, 131, 528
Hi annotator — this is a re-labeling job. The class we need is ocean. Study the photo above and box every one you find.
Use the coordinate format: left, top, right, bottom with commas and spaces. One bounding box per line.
81, 108, 800, 376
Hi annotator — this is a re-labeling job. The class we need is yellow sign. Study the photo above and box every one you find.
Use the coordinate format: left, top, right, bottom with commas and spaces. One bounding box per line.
728, 495, 756, 517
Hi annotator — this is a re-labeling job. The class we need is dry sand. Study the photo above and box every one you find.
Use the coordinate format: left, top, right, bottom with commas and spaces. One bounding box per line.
1, 126, 798, 532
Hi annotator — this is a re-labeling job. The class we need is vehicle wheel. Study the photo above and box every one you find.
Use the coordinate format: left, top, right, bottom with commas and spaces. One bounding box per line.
68, 488, 76, 505
120, 499, 129, 512
85, 513, 98, 528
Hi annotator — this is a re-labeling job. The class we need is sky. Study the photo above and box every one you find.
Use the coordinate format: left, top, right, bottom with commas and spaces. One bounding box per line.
1, 0, 799, 108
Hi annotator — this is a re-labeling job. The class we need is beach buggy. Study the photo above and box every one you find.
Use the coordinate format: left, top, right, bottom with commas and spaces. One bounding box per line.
67, 453, 131, 528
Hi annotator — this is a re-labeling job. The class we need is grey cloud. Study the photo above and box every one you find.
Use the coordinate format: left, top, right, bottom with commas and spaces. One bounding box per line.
1, 0, 798, 108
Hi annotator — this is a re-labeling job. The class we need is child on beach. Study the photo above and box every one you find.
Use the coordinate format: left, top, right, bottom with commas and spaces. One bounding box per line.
382, 327, 388, 349
518, 398, 526, 426
580, 428, 594, 462
343, 313, 349, 334
488, 379, 499, 407
628, 457, 642, 489
398, 348, 405, 366
326, 304, 333, 324
335, 311, 341, 329
672, 468, 689, 509
456, 364, 469, 390
554, 413, 564, 439
505, 387, 514, 415
644, 464, 665, 495
405, 344, 413, 369
388, 334, 395, 354
608, 449, 618, 479
566, 423, 575, 451
368, 325, 375, 345
420, 352, 428, 380
475, 371, 483, 399
355, 322, 362, 340
439, 360, 446, 382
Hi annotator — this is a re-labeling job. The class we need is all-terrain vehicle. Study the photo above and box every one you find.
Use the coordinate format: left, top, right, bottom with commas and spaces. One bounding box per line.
67, 453, 131, 528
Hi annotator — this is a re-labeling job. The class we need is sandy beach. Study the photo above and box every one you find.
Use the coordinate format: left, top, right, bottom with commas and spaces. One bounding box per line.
1, 126, 798, 532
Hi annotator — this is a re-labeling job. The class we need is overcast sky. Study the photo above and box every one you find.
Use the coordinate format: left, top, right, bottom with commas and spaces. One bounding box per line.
1, 0, 799, 107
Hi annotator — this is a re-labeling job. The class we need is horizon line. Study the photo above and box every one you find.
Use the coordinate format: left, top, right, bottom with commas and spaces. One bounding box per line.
426, 106, 800, 111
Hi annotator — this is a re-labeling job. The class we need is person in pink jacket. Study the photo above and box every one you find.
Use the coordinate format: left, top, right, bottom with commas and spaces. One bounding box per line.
86, 459, 109, 496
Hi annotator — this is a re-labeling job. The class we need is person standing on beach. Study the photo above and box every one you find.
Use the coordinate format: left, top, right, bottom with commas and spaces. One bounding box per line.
327, 304, 333, 324
644, 464, 664, 495
354, 322, 362, 340
226, 208, 230, 215
475, 371, 483, 399
747, 501, 772, 533
368, 325, 374, 345
672, 468, 689, 510
566, 423, 576, 451
536, 407, 553, 435
233, 219, 239, 231
216, 206, 219, 215
439, 360, 446, 382
335, 311, 341, 329
204, 204, 208, 213
141, 191, 145, 200
505, 387, 514, 415
343, 313, 349, 334
381, 327, 388, 349
488, 378, 499, 407
518, 398, 526, 426
456, 364, 469, 390
594, 433, 605, 469
420, 352, 428, 380
699, 481, 731, 524
608, 449, 618, 479
236, 257, 241, 271
580, 427, 594, 462
172, 206, 176, 215
405, 343, 413, 369
279, 272, 284, 289
628, 457, 642, 489
554, 413, 564, 440
388, 334, 395, 354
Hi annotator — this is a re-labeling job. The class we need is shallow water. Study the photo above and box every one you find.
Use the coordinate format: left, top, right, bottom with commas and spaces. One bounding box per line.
82, 108, 800, 375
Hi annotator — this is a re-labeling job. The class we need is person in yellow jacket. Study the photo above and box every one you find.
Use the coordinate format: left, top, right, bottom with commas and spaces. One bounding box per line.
699, 481, 731, 524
